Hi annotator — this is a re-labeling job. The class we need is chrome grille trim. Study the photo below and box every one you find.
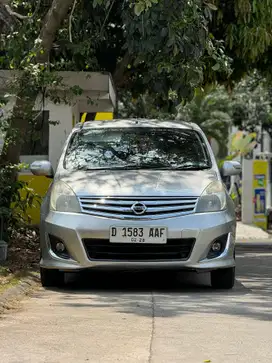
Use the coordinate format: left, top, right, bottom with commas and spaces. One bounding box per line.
78, 196, 198, 220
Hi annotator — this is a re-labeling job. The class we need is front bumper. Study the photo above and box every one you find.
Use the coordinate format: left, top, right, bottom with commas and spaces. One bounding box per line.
40, 211, 236, 272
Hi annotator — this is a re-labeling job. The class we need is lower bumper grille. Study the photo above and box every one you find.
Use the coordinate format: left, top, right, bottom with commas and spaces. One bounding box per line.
82, 239, 195, 261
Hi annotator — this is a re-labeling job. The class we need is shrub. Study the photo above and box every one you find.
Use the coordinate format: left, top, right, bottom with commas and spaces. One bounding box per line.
0, 164, 41, 241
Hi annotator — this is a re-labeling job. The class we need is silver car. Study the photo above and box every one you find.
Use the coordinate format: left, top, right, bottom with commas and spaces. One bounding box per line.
31, 119, 241, 289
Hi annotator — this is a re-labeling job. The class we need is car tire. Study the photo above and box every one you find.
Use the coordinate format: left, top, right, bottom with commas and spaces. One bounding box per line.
210, 267, 235, 290
40, 267, 65, 288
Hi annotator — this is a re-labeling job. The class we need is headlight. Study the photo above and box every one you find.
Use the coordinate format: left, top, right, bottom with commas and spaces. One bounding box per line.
50, 181, 81, 213
195, 181, 226, 213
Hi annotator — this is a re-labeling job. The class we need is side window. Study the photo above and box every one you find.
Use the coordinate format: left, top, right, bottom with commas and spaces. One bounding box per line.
21, 111, 49, 156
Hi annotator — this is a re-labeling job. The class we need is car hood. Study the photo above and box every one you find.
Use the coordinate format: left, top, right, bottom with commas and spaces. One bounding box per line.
59, 169, 218, 197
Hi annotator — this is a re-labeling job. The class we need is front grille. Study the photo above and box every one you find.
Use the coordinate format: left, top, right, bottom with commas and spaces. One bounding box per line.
78, 196, 198, 219
82, 238, 195, 261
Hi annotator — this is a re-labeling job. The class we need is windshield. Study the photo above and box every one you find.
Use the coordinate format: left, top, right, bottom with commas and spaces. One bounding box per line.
63, 127, 212, 171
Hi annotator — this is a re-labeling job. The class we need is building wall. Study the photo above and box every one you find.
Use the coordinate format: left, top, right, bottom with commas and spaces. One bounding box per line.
47, 101, 73, 171
0, 71, 116, 225
0, 97, 114, 225
241, 159, 254, 224
1, 98, 115, 170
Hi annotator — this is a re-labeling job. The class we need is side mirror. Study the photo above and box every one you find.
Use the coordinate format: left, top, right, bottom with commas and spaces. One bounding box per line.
221, 160, 242, 177
30, 160, 54, 178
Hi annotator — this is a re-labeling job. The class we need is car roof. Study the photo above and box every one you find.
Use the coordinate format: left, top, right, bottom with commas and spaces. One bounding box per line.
73, 119, 201, 132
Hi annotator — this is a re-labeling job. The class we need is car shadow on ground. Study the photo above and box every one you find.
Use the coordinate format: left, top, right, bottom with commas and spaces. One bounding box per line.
37, 252, 272, 322
62, 268, 243, 293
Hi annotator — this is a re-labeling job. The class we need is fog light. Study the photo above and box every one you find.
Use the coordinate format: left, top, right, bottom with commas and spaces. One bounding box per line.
56, 242, 65, 252
49, 234, 70, 259
211, 241, 222, 252
207, 234, 228, 260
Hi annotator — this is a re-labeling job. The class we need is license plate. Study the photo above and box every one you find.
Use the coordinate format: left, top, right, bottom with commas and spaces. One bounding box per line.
110, 226, 167, 244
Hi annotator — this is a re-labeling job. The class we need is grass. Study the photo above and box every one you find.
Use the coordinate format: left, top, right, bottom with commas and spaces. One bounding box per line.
0, 266, 10, 277
0, 266, 39, 294
0, 228, 40, 296
0, 266, 21, 293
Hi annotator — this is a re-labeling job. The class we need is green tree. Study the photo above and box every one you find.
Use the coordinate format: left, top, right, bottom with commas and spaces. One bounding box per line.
0, 0, 232, 169
231, 73, 272, 140
177, 87, 232, 157
1, 0, 270, 171
50, 0, 229, 107
0, 0, 76, 167
208, 0, 272, 85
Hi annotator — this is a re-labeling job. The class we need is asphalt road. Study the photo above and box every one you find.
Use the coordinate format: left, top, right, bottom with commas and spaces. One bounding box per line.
0, 250, 272, 363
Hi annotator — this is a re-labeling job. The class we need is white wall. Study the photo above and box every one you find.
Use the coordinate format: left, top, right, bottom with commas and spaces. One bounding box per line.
0, 71, 116, 172
242, 159, 254, 224
77, 99, 114, 113
0, 97, 73, 170
47, 101, 73, 171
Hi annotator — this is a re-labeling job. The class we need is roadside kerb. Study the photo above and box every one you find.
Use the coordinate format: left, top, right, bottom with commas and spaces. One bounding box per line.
236, 239, 272, 250
0, 272, 40, 314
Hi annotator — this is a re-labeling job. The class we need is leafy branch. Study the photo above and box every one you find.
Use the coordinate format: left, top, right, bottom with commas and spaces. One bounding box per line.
4, 0, 42, 20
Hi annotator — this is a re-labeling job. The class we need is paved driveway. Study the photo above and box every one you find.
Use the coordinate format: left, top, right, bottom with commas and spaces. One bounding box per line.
0, 250, 272, 363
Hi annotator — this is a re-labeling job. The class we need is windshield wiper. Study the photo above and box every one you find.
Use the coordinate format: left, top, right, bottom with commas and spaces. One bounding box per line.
77, 164, 211, 171
80, 164, 169, 171
171, 165, 211, 170
79, 165, 141, 171
133, 163, 169, 169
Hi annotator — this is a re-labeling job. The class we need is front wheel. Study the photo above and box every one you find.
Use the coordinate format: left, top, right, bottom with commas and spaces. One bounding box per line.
40, 267, 65, 288
211, 267, 235, 290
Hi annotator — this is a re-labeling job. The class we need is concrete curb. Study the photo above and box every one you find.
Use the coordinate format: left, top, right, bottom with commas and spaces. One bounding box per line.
0, 272, 40, 314
236, 239, 272, 250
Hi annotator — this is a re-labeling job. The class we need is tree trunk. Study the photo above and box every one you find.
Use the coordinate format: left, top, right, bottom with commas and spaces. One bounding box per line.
0, 0, 74, 166
0, 3, 18, 31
